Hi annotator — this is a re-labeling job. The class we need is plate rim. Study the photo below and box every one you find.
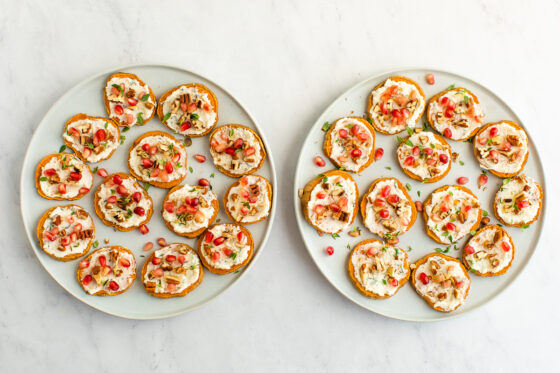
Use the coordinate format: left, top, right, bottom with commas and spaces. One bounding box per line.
19, 63, 278, 320
292, 66, 547, 322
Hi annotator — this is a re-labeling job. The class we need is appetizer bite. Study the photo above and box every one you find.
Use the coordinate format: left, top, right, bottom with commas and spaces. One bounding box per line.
323, 117, 375, 172
37, 204, 95, 261
463, 225, 514, 277
396, 131, 452, 182
473, 121, 529, 178
63, 114, 120, 163
162, 184, 219, 238
35, 153, 93, 200
94, 173, 153, 231
142, 243, 203, 298
427, 87, 484, 141
494, 174, 543, 227
224, 175, 272, 225
423, 185, 482, 244
301, 170, 359, 234
348, 238, 410, 299
77, 246, 136, 296
411, 253, 471, 313
209, 124, 266, 177
104, 72, 156, 127
360, 178, 416, 240
367, 76, 425, 135
158, 83, 218, 137
128, 131, 188, 188
197, 224, 254, 275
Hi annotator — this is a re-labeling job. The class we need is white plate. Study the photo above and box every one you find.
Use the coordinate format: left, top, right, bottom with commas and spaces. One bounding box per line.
20, 64, 276, 319
293, 68, 546, 321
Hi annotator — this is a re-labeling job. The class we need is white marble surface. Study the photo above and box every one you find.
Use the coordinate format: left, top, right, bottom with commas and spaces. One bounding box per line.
1, 0, 558, 371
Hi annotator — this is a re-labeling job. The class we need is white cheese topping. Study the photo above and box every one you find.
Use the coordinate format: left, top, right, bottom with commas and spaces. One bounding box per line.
38, 154, 93, 199
424, 187, 480, 243
41, 206, 94, 258
351, 241, 408, 297
163, 185, 218, 234
80, 247, 136, 295
96, 177, 152, 228
369, 78, 425, 134
161, 85, 217, 136
143, 244, 201, 294
200, 224, 251, 270
328, 118, 374, 172
129, 135, 188, 183
495, 175, 541, 225
105, 76, 155, 127
414, 256, 469, 312
428, 89, 484, 140
465, 227, 513, 274
363, 179, 413, 238
474, 122, 528, 175
63, 118, 119, 163
225, 175, 271, 223
306, 174, 357, 234
210, 126, 263, 175
397, 131, 451, 180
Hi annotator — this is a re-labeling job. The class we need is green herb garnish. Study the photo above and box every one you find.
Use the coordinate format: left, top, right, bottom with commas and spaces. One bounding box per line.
59, 145, 66, 153
162, 113, 171, 122
141, 94, 150, 102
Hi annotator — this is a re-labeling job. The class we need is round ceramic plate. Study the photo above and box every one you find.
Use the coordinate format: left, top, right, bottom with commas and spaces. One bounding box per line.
293, 68, 546, 321
21, 64, 276, 319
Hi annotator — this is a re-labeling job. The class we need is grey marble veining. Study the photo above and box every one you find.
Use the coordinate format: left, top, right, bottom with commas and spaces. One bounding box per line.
0, 0, 558, 371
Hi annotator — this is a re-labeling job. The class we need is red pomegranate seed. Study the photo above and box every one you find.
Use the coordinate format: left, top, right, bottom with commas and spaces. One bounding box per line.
404, 156, 415, 166
316, 192, 326, 199
109, 281, 119, 291
112, 174, 123, 185
163, 202, 175, 213
117, 185, 128, 195
237, 231, 244, 242
444, 108, 454, 118
440, 96, 449, 105
213, 237, 225, 246
351, 148, 362, 158
189, 197, 199, 207
329, 203, 341, 212
367, 247, 378, 256
500, 142, 512, 151
440, 204, 449, 213
477, 136, 488, 145
314, 205, 325, 215
465, 245, 475, 255
205, 232, 214, 243
379, 209, 389, 218
314, 156, 326, 167
61, 236, 71, 246
392, 109, 402, 119
198, 178, 210, 187
211, 252, 220, 262
381, 185, 391, 198
412, 146, 420, 156
478, 174, 488, 188
446, 222, 456, 231
133, 207, 145, 216
419, 272, 429, 285
178, 255, 186, 264
423, 147, 433, 156
425, 74, 435, 85
173, 153, 181, 162
70, 232, 77, 242
390, 278, 399, 287
142, 143, 151, 152
387, 194, 400, 204
448, 101, 456, 110
127, 98, 138, 106
149, 146, 158, 156
326, 246, 334, 256
132, 191, 142, 203
501, 242, 511, 252
401, 108, 410, 118
415, 201, 423, 212
180, 121, 192, 131
233, 138, 244, 149
139, 225, 149, 235
489, 150, 498, 160
165, 162, 173, 173
380, 102, 388, 115
517, 200, 529, 209
194, 154, 206, 163
225, 147, 236, 155
489, 127, 498, 137
338, 128, 348, 139
374, 198, 385, 206
114, 105, 124, 115
82, 275, 92, 286
443, 128, 452, 138
151, 256, 161, 265
221, 248, 232, 258
142, 158, 153, 168
44, 232, 56, 241
44, 168, 56, 177
143, 242, 153, 251
457, 177, 469, 185
374, 148, 384, 161
99, 255, 106, 266
166, 255, 176, 263
357, 132, 369, 142
439, 154, 449, 164
157, 238, 167, 247
244, 147, 256, 156
58, 184, 67, 194
152, 268, 164, 277
95, 129, 107, 141
79, 187, 90, 194
96, 168, 108, 178
119, 258, 131, 267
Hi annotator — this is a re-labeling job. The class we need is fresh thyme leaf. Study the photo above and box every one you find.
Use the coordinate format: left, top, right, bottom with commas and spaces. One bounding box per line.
93, 166, 99, 173
111, 84, 123, 92
143, 183, 150, 191
396, 136, 404, 144
417, 190, 421, 197
210, 173, 215, 178
190, 113, 199, 120
120, 135, 126, 144
459, 161, 464, 166
406, 127, 413, 135
482, 210, 489, 217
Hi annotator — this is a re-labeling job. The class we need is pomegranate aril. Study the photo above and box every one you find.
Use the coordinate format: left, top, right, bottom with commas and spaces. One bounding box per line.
517, 200, 529, 209
338, 128, 348, 139
425, 73, 435, 85
390, 278, 399, 287
99, 255, 106, 266
117, 185, 128, 195
178, 256, 186, 264
79, 187, 90, 194
381, 185, 391, 198
149, 146, 158, 156
478, 174, 488, 188
316, 192, 326, 199
387, 194, 400, 204
489, 127, 498, 137
198, 178, 210, 187
404, 156, 415, 166
205, 232, 214, 243
153, 268, 164, 277
114, 105, 124, 115
109, 281, 119, 291
157, 238, 167, 247
127, 98, 138, 106
326, 246, 334, 256
443, 128, 452, 138
82, 275, 92, 286
97, 168, 108, 178
58, 184, 67, 194
151, 256, 161, 265
423, 147, 433, 155
44, 232, 56, 242
144, 242, 154, 251
132, 191, 142, 203
69, 172, 82, 181
142, 158, 153, 168
444, 108, 454, 118
440, 96, 449, 105
374, 198, 385, 206
164, 201, 175, 213
134, 207, 145, 216
501, 242, 511, 252
61, 236, 71, 246
419, 272, 429, 285
139, 225, 149, 235
120, 258, 131, 267
379, 209, 389, 218
439, 154, 449, 164
95, 129, 107, 141
415, 201, 423, 212
79, 260, 90, 268
465, 245, 475, 255
374, 148, 384, 161
166, 255, 176, 263
446, 222, 456, 231
329, 203, 341, 212
44, 168, 56, 176
223, 248, 233, 257
314, 156, 326, 167
194, 154, 206, 163
237, 231, 244, 242
412, 146, 420, 156
211, 252, 220, 262
213, 237, 225, 246
457, 177, 469, 185
225, 147, 236, 155
233, 138, 244, 149
351, 149, 362, 158
165, 162, 173, 173
112, 174, 123, 185
180, 121, 192, 131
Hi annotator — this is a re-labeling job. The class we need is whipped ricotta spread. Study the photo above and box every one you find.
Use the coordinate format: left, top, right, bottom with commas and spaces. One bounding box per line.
351, 241, 408, 297
428, 89, 484, 140
144, 244, 201, 295
414, 255, 470, 312
328, 117, 374, 172
424, 186, 480, 243
464, 226, 513, 275
363, 179, 413, 238
38, 154, 93, 199
96, 176, 152, 228
397, 131, 451, 180
495, 174, 541, 225
161, 85, 217, 136
129, 134, 188, 183
63, 117, 119, 163
369, 78, 425, 134
210, 126, 263, 176
79, 247, 136, 295
41, 205, 94, 259
306, 173, 357, 234
225, 175, 271, 224
474, 121, 528, 175
105, 76, 155, 127
163, 185, 218, 234
200, 224, 251, 271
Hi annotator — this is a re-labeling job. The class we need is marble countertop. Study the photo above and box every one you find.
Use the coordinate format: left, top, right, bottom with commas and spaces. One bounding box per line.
1, 0, 558, 371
